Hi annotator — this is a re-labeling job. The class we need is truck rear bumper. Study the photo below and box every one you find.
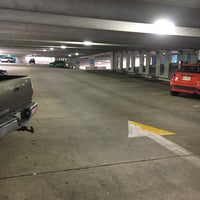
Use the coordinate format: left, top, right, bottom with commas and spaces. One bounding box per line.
0, 102, 37, 137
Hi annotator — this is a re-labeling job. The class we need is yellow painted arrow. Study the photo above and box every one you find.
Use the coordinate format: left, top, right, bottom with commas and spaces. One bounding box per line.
128, 121, 175, 135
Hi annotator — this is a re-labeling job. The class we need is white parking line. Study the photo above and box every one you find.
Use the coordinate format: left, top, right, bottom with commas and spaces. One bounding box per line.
151, 91, 169, 96
128, 121, 200, 168
193, 105, 200, 108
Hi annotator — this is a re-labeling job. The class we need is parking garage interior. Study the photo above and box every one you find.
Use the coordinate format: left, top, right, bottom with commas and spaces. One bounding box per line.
0, 1, 200, 200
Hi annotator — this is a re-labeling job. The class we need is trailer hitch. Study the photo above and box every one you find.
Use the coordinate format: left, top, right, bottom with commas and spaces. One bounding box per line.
18, 126, 34, 133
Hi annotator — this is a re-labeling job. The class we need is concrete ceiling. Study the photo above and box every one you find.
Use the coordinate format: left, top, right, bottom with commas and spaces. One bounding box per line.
0, 0, 200, 58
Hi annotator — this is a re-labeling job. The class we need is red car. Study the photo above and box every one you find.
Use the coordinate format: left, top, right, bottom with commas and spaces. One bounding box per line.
170, 64, 200, 96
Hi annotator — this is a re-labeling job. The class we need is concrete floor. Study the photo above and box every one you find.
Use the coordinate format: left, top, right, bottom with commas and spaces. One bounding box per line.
0, 64, 200, 200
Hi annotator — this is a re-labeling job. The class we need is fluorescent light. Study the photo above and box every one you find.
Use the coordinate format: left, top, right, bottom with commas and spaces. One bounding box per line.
83, 41, 92, 46
153, 19, 175, 35
68, 54, 72, 57
61, 45, 67, 49
75, 52, 79, 56
50, 47, 54, 51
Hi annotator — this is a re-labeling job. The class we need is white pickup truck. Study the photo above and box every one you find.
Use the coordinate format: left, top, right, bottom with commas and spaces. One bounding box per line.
0, 73, 37, 137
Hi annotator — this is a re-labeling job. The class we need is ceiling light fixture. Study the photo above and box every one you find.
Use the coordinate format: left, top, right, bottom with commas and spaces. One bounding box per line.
83, 41, 92, 46
61, 45, 67, 49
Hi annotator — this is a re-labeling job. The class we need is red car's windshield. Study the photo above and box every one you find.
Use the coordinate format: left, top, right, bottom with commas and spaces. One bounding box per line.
178, 65, 200, 73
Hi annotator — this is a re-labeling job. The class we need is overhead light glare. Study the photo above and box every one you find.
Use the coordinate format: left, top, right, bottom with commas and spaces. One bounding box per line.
83, 41, 92, 46
75, 52, 79, 56
50, 47, 54, 51
61, 45, 67, 49
153, 19, 175, 35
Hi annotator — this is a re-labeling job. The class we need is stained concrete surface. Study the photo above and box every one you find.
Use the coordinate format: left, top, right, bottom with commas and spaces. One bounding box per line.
0, 64, 199, 200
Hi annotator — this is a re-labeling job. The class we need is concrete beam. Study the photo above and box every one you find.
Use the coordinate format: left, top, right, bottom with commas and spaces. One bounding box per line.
0, 8, 200, 38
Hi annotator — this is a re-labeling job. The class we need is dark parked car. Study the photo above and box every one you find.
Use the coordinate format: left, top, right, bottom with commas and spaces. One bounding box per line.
49, 60, 70, 68
0, 69, 7, 76
29, 58, 35, 64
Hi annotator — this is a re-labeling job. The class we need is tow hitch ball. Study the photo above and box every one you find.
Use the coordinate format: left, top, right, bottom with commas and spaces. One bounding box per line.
18, 126, 34, 133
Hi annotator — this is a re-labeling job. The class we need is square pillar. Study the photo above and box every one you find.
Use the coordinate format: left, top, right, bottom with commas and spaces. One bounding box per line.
119, 51, 123, 70
164, 51, 171, 78
74, 58, 80, 69
191, 50, 198, 63
145, 52, 150, 76
126, 51, 131, 71
156, 51, 161, 77
179, 50, 187, 63
117, 51, 121, 69
139, 52, 144, 74
112, 51, 118, 71
130, 52, 137, 73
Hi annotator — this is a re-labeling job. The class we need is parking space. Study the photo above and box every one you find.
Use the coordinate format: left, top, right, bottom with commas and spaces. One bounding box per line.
0, 65, 199, 200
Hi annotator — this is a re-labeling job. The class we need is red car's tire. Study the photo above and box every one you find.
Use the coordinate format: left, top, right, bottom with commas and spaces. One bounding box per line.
170, 91, 179, 96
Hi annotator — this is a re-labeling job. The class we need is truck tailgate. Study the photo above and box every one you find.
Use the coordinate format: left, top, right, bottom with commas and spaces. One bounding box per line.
0, 76, 32, 116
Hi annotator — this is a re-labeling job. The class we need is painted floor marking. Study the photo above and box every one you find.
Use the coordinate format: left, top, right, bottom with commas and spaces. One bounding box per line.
128, 121, 175, 135
151, 91, 169, 96
128, 121, 200, 168
193, 105, 200, 108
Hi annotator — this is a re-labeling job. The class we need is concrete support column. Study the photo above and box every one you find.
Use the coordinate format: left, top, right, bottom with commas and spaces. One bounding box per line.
116, 51, 120, 69
16, 56, 25, 63
197, 50, 200, 62
110, 52, 115, 70
139, 52, 144, 74
111, 51, 119, 71
74, 58, 80, 69
179, 50, 186, 63
115, 51, 119, 69
145, 52, 150, 76
119, 51, 123, 70
164, 51, 171, 78
130, 52, 136, 73
156, 51, 161, 77
197, 50, 200, 61
191, 50, 198, 63
126, 51, 131, 71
